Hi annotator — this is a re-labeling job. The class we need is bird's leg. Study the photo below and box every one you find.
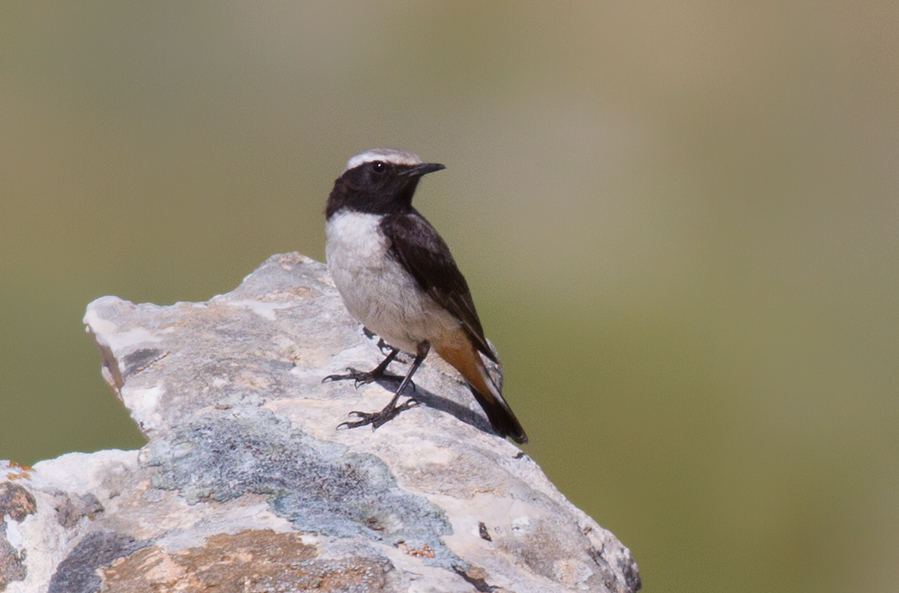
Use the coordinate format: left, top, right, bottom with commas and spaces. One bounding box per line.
375, 338, 395, 356
322, 348, 400, 388
339, 341, 430, 431
361, 327, 396, 357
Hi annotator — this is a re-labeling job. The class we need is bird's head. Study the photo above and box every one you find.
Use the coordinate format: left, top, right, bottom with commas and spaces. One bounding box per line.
326, 148, 445, 218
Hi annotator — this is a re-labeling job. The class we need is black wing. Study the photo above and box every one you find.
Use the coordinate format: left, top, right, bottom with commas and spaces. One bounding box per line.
380, 211, 497, 362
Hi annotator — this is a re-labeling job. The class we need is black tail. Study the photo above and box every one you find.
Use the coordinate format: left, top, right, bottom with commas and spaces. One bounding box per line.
433, 340, 528, 444
468, 386, 528, 444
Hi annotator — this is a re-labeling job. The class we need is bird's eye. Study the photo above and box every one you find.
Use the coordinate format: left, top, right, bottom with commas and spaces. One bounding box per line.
370, 161, 387, 174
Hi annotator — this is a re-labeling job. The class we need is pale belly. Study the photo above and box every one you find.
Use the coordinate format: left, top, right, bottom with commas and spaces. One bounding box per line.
325, 211, 460, 354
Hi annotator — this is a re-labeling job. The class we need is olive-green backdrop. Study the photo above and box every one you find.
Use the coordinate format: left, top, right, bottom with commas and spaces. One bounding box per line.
2, 3, 897, 592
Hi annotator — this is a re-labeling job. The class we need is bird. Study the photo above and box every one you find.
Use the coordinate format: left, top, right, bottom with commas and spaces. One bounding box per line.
323, 147, 528, 444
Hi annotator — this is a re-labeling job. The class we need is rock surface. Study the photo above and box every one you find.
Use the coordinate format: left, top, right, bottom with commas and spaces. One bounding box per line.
0, 253, 640, 592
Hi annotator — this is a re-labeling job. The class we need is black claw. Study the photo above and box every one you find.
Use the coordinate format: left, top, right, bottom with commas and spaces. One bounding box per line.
322, 367, 398, 388
323, 347, 402, 388
338, 397, 420, 432
322, 368, 355, 384
336, 417, 370, 430
337, 411, 386, 431
331, 342, 429, 436
395, 398, 420, 411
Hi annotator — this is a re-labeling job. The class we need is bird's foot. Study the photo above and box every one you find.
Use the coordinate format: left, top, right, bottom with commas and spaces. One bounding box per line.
322, 367, 402, 388
338, 398, 420, 431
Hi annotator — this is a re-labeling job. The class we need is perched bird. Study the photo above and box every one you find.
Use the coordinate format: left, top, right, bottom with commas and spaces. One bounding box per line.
324, 148, 528, 444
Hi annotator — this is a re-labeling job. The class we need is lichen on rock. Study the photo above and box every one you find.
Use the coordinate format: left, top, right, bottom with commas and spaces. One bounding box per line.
1, 253, 639, 593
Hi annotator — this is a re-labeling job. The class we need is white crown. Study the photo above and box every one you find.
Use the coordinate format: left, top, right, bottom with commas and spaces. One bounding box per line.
344, 148, 423, 172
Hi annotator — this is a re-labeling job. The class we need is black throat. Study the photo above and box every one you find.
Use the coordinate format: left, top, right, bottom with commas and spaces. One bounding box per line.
326, 173, 421, 219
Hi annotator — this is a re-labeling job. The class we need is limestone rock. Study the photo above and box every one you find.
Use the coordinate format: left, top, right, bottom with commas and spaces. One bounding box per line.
1, 253, 640, 592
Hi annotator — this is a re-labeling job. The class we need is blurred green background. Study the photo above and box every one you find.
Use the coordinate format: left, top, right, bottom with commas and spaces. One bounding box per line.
2, 2, 897, 591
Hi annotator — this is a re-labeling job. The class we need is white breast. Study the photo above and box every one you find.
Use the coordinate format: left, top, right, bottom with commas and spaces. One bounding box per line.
325, 210, 460, 353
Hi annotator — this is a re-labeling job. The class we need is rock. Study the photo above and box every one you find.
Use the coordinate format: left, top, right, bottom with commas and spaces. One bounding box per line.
0, 253, 640, 592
